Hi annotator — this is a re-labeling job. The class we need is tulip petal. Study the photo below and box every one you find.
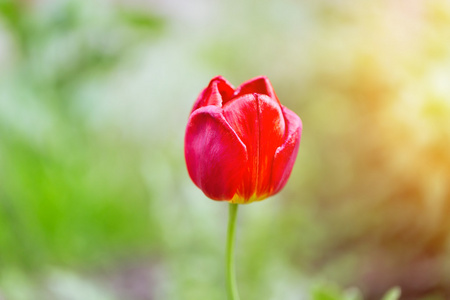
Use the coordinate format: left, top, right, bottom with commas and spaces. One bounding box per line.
271, 106, 302, 195
191, 76, 234, 112
233, 76, 279, 104
185, 106, 247, 200
223, 94, 285, 202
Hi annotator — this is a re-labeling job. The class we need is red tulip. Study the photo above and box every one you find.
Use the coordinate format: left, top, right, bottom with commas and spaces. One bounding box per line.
185, 76, 302, 204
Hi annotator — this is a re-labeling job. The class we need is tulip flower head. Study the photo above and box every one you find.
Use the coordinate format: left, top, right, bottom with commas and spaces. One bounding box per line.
185, 76, 302, 204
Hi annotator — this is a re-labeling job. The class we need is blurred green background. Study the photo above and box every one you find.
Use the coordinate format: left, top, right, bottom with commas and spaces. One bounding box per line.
1, 0, 450, 299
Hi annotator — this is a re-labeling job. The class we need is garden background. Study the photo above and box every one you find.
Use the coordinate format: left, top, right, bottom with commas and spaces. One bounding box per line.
0, 0, 449, 299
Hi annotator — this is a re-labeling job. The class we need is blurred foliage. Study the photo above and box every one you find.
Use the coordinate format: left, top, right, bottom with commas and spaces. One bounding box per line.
311, 283, 400, 300
1, 0, 450, 300
0, 0, 167, 297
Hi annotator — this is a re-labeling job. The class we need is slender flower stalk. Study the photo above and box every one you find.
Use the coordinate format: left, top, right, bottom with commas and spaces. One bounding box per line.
226, 203, 240, 300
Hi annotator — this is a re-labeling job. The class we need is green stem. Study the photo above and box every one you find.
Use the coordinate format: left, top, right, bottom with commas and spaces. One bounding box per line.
226, 203, 240, 300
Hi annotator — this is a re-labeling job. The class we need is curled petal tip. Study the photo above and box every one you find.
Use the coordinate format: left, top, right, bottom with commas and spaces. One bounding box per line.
233, 76, 279, 103
191, 76, 235, 112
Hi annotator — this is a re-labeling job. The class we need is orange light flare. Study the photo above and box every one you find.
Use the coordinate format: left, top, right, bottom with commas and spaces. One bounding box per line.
363, 0, 450, 237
